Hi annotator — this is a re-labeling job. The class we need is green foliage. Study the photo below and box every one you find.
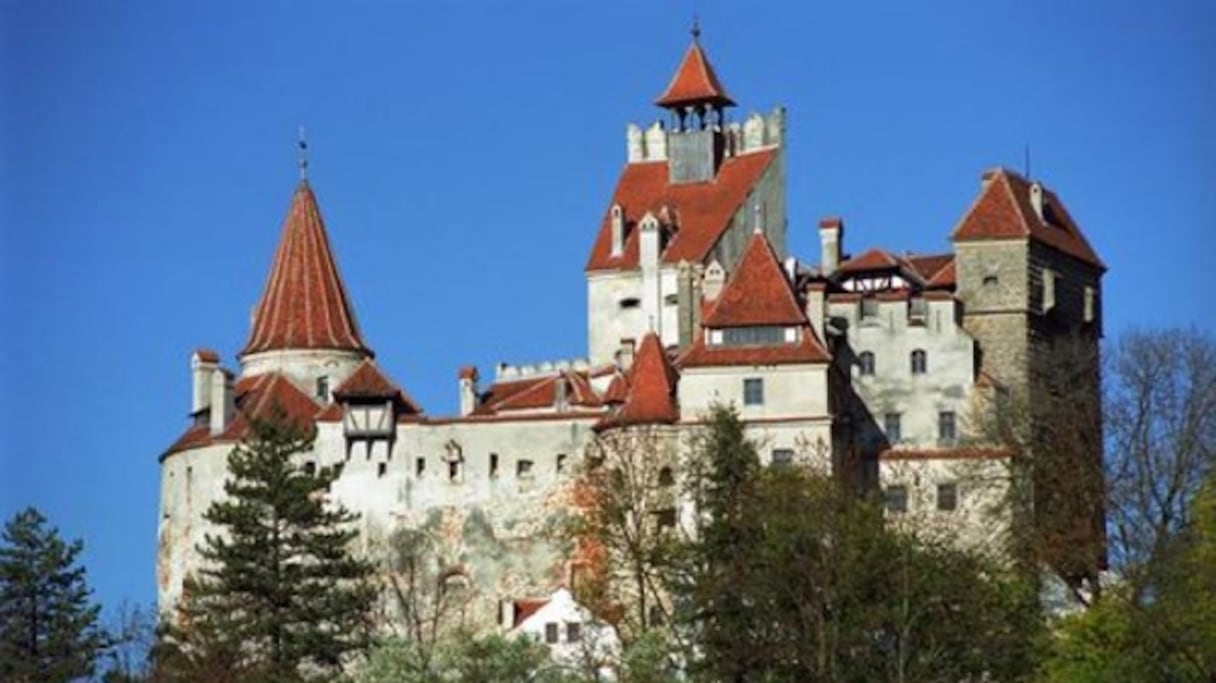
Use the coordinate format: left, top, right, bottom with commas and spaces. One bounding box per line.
0, 506, 105, 683
617, 629, 681, 683
159, 411, 376, 682
674, 404, 1044, 682
355, 630, 572, 683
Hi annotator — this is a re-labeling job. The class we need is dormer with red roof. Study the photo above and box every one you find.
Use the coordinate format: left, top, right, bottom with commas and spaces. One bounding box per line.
587, 27, 788, 366
240, 179, 373, 403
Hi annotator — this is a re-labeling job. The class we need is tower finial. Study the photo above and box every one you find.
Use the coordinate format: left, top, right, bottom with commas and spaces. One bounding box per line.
297, 126, 309, 182
691, 15, 701, 42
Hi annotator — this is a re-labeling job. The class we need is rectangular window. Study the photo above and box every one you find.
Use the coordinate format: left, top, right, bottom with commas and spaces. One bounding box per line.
654, 508, 677, 531
415, 457, 426, 477
517, 459, 534, 479
566, 622, 582, 642
303, 461, 316, 476
545, 623, 559, 643
377, 462, 387, 479
743, 378, 764, 406
938, 411, 957, 445
861, 297, 879, 319
722, 326, 786, 346
908, 297, 927, 324
316, 376, 330, 401
771, 448, 794, 466
937, 482, 958, 511
1084, 286, 1097, 323
448, 460, 461, 482
884, 413, 901, 444
885, 485, 908, 514
490, 453, 499, 478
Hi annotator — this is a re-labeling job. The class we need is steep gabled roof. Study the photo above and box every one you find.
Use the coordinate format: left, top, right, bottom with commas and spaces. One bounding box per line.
597, 333, 679, 430
951, 168, 1104, 269
331, 359, 422, 414
655, 40, 735, 109
703, 231, 807, 328
585, 150, 776, 271
242, 182, 372, 357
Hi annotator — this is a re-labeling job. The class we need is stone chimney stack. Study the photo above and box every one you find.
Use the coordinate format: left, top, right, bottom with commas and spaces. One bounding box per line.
818, 217, 843, 274
209, 368, 234, 436
191, 349, 220, 414
458, 366, 479, 417
1029, 181, 1046, 221
804, 282, 827, 341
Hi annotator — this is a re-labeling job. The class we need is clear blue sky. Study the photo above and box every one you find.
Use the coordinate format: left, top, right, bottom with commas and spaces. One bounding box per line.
1, 1, 1212, 618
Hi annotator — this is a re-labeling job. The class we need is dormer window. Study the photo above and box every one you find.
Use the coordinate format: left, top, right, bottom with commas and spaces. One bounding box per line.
343, 400, 394, 439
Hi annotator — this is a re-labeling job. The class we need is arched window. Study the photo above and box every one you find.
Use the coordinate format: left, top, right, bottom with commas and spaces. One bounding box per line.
858, 352, 876, 376
911, 349, 927, 374
657, 466, 675, 487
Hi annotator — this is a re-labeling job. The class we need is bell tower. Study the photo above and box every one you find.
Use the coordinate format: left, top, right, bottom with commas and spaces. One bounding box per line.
656, 23, 735, 184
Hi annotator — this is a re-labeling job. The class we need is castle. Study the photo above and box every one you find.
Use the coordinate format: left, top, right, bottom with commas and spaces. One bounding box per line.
158, 31, 1105, 632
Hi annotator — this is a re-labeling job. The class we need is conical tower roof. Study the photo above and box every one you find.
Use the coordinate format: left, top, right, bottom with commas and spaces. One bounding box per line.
241, 181, 371, 357
655, 35, 735, 109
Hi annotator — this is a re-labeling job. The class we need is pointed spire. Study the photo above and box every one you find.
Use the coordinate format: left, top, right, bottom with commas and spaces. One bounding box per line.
655, 28, 735, 109
241, 180, 372, 358
703, 232, 806, 328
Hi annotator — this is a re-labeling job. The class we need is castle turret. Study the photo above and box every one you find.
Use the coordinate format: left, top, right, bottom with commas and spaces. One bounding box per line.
239, 178, 372, 398
656, 24, 734, 184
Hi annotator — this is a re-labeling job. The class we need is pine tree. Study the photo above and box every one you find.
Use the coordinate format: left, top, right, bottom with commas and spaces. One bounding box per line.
164, 411, 376, 682
0, 506, 105, 683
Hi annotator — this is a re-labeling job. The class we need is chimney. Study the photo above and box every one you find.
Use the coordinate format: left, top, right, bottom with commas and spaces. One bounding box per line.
554, 374, 568, 412
191, 349, 220, 414
638, 212, 660, 268
458, 366, 479, 417
209, 368, 234, 436
610, 204, 625, 257
617, 338, 636, 371
1029, 181, 1046, 222
805, 282, 827, 341
626, 123, 644, 162
818, 217, 843, 274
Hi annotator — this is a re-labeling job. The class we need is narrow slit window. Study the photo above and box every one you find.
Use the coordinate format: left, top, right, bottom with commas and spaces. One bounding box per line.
490, 453, 499, 478
415, 457, 426, 477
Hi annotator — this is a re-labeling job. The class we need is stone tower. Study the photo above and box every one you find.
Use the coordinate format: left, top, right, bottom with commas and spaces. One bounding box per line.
951, 167, 1106, 581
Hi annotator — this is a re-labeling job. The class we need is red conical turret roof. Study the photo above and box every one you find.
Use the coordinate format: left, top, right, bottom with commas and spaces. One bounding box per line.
596, 333, 679, 430
241, 182, 371, 357
703, 231, 807, 328
655, 38, 735, 109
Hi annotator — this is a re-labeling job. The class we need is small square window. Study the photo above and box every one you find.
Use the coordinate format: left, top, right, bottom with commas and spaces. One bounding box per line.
743, 378, 764, 406
937, 483, 958, 512
654, 508, 677, 530
544, 622, 559, 643
885, 485, 908, 514
884, 413, 901, 444
517, 459, 534, 479
657, 466, 675, 487
938, 411, 957, 445
566, 622, 582, 642
861, 297, 879, 319
771, 448, 794, 466
303, 460, 316, 476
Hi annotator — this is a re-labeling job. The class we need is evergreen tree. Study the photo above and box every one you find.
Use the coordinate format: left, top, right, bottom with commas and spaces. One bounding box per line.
0, 506, 105, 683
162, 411, 376, 682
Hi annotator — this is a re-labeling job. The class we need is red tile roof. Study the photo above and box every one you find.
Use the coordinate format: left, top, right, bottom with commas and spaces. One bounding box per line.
242, 182, 372, 357
513, 599, 549, 628
597, 333, 679, 430
194, 348, 220, 363
585, 150, 776, 271
703, 231, 807, 327
163, 372, 320, 458
603, 372, 629, 405
332, 359, 422, 414
924, 259, 956, 288
903, 253, 954, 283
838, 248, 900, 273
951, 169, 1104, 269
475, 370, 603, 415
679, 326, 830, 368
655, 40, 735, 109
